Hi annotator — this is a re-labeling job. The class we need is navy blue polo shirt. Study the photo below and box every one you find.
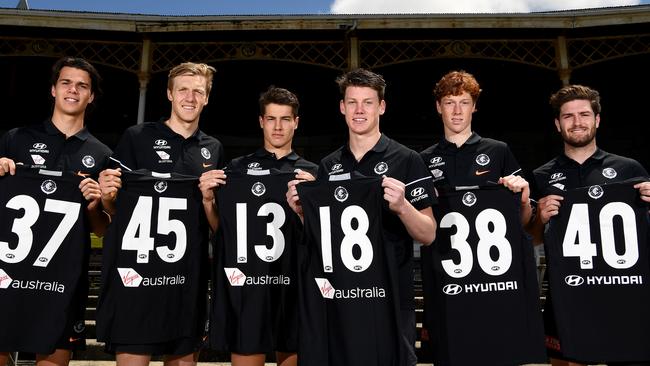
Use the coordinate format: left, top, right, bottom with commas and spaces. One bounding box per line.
532, 149, 649, 198
110, 120, 224, 176
420, 132, 522, 188
228, 148, 317, 176
0, 119, 112, 178
318, 134, 436, 309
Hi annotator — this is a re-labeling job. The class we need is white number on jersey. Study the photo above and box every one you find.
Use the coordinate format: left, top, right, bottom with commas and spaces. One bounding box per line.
235, 202, 286, 263
440, 209, 512, 278
0, 195, 81, 267
122, 196, 187, 263
562, 202, 639, 269
319, 205, 373, 273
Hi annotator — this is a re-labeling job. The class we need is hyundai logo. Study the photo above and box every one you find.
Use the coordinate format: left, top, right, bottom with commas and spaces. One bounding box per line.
248, 162, 260, 169
443, 284, 463, 295
266, 256, 274, 261
332, 163, 342, 171
564, 275, 584, 287
411, 187, 425, 197
551, 172, 563, 180
430, 156, 442, 164
32, 143, 47, 149
155, 139, 168, 146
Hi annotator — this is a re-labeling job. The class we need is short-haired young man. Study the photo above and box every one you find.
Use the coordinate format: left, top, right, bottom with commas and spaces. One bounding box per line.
210, 86, 316, 366
287, 68, 437, 366
97, 62, 225, 366
419, 70, 545, 366
529, 85, 650, 366
0, 56, 112, 366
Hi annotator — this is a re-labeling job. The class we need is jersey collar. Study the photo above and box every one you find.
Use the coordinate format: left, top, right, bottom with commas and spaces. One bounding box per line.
155, 118, 204, 141
557, 148, 606, 166
43, 119, 90, 141
438, 132, 481, 150
253, 147, 300, 161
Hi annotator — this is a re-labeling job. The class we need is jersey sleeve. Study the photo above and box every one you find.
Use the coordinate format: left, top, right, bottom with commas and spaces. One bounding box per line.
501, 143, 522, 177
404, 150, 437, 210
110, 127, 138, 170
0, 128, 17, 158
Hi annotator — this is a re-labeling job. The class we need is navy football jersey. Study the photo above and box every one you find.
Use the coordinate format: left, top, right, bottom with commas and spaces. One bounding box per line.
0, 168, 86, 353
428, 185, 546, 366
544, 180, 650, 362
297, 174, 401, 366
210, 169, 300, 353
96, 170, 208, 344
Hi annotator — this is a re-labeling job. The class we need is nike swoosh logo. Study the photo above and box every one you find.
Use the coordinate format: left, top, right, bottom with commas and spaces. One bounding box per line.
202, 163, 213, 168
76, 171, 90, 177
475, 170, 490, 176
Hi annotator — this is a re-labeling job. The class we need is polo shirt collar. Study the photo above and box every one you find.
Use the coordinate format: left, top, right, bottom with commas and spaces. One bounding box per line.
557, 148, 606, 166
253, 147, 300, 161
44, 119, 90, 141
156, 118, 202, 140
343, 133, 390, 156
438, 132, 481, 149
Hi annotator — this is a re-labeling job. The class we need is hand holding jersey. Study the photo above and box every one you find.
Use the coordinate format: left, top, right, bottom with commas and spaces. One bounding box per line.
0, 157, 16, 176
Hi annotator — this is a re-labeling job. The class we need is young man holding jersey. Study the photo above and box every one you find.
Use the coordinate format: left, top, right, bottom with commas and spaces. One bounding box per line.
529, 84, 650, 366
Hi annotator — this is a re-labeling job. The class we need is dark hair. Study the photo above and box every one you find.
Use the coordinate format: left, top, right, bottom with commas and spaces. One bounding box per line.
549, 85, 601, 118
259, 86, 299, 117
336, 68, 386, 101
51, 57, 102, 99
433, 70, 481, 102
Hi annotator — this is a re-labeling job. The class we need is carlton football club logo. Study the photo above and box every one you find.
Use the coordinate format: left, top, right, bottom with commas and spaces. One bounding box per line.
251, 182, 266, 196
81, 155, 95, 168
41, 180, 57, 194
315, 278, 336, 299
334, 186, 349, 202
73, 320, 86, 334
475, 154, 490, 166
602, 167, 617, 179
374, 161, 388, 175
31, 154, 45, 165
201, 147, 211, 159
0, 269, 12, 289
154, 181, 168, 193
462, 192, 477, 207
442, 284, 463, 295
156, 151, 170, 160
431, 169, 443, 179
564, 275, 585, 287
587, 185, 604, 199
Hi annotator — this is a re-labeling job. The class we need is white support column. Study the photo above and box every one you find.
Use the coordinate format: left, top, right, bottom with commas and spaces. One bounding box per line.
556, 36, 571, 86
137, 38, 152, 124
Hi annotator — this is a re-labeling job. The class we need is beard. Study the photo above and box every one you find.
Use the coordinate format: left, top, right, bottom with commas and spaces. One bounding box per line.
561, 126, 596, 148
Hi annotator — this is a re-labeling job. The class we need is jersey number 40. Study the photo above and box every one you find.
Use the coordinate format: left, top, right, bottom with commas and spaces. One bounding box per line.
562, 202, 639, 270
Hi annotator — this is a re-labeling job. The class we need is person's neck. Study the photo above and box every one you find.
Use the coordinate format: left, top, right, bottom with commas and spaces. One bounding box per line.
564, 141, 597, 164
166, 117, 199, 139
50, 111, 85, 138
444, 128, 472, 147
348, 130, 381, 161
264, 144, 292, 159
